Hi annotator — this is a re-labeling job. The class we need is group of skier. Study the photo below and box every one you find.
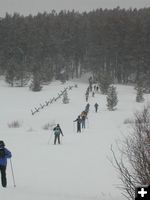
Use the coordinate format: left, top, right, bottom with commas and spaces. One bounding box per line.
0, 99, 99, 187
85, 87, 90, 102
0, 100, 99, 188
52, 101, 99, 144
52, 78, 99, 144
0, 78, 100, 188
73, 105, 89, 132
73, 102, 99, 133
85, 82, 99, 102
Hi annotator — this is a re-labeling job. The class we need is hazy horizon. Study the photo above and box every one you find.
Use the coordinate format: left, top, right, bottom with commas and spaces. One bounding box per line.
0, 0, 150, 17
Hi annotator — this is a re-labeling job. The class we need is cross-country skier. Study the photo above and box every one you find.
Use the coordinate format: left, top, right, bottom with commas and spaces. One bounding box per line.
80, 111, 87, 129
85, 103, 90, 113
73, 116, 82, 132
92, 91, 95, 97
0, 141, 12, 187
85, 91, 89, 102
87, 87, 90, 93
94, 103, 99, 112
53, 124, 64, 145
96, 86, 99, 92
89, 84, 92, 92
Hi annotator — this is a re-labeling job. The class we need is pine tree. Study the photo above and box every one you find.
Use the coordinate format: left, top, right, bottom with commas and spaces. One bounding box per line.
5, 58, 17, 87
107, 85, 118, 111
5, 67, 15, 87
98, 72, 112, 94
136, 86, 144, 102
29, 72, 42, 92
143, 71, 150, 94
62, 91, 69, 104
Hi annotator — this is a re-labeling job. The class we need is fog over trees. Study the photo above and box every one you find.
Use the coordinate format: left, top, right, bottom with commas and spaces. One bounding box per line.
0, 7, 150, 90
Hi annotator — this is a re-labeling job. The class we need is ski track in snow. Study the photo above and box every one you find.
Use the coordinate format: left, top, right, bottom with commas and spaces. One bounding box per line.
0, 77, 149, 200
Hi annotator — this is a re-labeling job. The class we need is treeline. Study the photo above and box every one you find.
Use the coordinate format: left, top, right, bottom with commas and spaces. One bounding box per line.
0, 7, 150, 88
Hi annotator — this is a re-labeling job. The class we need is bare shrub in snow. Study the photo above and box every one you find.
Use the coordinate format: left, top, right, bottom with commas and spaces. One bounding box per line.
110, 105, 150, 200
123, 118, 134, 124
8, 120, 22, 128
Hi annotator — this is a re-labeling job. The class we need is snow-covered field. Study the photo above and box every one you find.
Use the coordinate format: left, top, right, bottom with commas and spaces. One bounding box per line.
0, 76, 149, 200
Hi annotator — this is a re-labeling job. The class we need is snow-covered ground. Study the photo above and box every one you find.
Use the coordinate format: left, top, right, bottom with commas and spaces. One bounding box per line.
0, 76, 149, 200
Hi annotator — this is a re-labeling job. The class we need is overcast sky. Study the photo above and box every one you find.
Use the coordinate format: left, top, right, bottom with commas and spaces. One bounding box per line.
0, 0, 150, 17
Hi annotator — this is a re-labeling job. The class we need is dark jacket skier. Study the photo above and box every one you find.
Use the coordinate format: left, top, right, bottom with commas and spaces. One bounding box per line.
85, 103, 90, 113
89, 83, 92, 92
92, 91, 95, 97
80, 111, 87, 129
94, 103, 99, 112
86, 87, 89, 96
74, 116, 82, 132
85, 92, 89, 102
96, 86, 99, 92
0, 141, 12, 187
53, 124, 64, 145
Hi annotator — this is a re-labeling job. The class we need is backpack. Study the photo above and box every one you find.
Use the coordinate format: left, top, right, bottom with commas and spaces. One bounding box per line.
54, 127, 60, 135
0, 148, 5, 158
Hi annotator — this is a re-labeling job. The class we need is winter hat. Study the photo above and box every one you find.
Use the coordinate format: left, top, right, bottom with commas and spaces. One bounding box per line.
0, 140, 5, 148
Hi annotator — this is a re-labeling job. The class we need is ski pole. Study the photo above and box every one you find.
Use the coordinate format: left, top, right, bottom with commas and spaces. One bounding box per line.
60, 135, 63, 144
48, 132, 53, 144
73, 122, 75, 132
10, 159, 16, 187
87, 118, 89, 128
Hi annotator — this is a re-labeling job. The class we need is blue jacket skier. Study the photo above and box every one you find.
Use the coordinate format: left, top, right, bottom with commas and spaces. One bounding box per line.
53, 124, 64, 145
0, 141, 12, 187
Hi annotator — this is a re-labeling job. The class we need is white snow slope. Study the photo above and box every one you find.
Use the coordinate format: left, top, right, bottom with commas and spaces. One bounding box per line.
0, 76, 149, 200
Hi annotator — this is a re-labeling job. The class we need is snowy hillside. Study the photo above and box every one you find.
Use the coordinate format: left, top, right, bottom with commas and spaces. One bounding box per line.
0, 77, 149, 200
